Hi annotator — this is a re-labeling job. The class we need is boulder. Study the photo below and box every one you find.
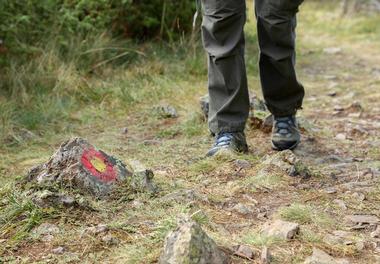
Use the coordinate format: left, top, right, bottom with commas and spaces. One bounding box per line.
261, 219, 299, 240
26, 137, 149, 198
304, 248, 349, 264
159, 218, 229, 264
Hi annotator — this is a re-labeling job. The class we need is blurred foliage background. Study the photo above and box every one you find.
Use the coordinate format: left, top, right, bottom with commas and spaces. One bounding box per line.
0, 0, 196, 144
0, 0, 379, 145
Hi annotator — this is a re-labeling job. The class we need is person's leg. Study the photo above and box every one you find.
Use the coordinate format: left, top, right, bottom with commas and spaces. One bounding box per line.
255, 0, 304, 117
201, 0, 249, 135
255, 0, 304, 150
201, 0, 250, 156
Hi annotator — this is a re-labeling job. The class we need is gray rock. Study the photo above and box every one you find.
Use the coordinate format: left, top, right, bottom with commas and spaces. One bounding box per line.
323, 231, 355, 246
333, 199, 347, 210
351, 192, 365, 201
52, 246, 65, 255
323, 187, 337, 194
231, 203, 256, 215
82, 224, 109, 236
27, 137, 133, 198
304, 248, 349, 264
250, 96, 267, 112
344, 214, 379, 227
234, 159, 251, 170
261, 246, 271, 264
101, 234, 119, 245
159, 218, 229, 264
32, 223, 60, 242
260, 150, 311, 178
200, 95, 209, 120
161, 189, 204, 203
31, 190, 77, 208
261, 220, 299, 240
232, 244, 255, 260
370, 225, 380, 238
323, 47, 342, 55
154, 105, 178, 118
129, 160, 157, 193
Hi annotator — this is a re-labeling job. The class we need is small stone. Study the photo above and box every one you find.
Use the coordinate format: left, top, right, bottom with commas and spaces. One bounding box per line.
52, 247, 65, 255
355, 241, 365, 251
32, 223, 60, 236
323, 187, 337, 194
234, 159, 251, 170
143, 139, 161, 146
261, 220, 299, 240
131, 199, 144, 208
304, 248, 349, 264
233, 244, 255, 259
32, 223, 60, 242
121, 127, 129, 134
161, 189, 204, 203
200, 95, 210, 119
261, 150, 311, 178
351, 192, 365, 201
250, 96, 267, 112
129, 160, 157, 193
82, 224, 108, 236
335, 133, 347, 140
154, 105, 178, 118
333, 199, 347, 210
101, 234, 119, 245
370, 225, 380, 238
261, 246, 271, 264
159, 218, 229, 264
344, 215, 379, 226
231, 203, 255, 215
323, 231, 355, 246
323, 47, 342, 55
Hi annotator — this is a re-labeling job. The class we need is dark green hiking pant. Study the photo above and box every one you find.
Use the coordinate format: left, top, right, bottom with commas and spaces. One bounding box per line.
201, 0, 305, 135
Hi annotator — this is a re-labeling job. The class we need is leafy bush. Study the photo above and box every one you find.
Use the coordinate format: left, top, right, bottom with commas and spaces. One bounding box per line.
0, 0, 196, 53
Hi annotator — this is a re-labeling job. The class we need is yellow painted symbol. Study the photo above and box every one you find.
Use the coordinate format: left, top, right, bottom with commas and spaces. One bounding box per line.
90, 157, 107, 172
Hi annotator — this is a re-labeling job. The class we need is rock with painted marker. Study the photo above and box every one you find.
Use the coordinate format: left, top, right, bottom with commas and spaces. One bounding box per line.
27, 137, 135, 197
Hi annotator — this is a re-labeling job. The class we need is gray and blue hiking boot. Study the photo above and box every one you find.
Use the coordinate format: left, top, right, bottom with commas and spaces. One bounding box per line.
271, 115, 301, 151
206, 132, 248, 157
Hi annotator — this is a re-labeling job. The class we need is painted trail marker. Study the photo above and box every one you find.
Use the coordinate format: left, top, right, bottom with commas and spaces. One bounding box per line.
27, 137, 135, 198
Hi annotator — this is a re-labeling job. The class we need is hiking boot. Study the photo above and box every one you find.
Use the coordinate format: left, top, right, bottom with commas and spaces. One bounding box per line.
271, 115, 301, 151
206, 132, 248, 157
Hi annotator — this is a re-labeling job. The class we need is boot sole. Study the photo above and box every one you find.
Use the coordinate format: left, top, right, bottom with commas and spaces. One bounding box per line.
271, 140, 300, 151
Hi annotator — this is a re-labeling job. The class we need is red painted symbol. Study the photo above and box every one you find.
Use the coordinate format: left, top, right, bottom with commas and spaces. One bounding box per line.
81, 148, 117, 183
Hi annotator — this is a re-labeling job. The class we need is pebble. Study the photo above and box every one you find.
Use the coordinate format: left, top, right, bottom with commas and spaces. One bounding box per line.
324, 187, 337, 194
261, 246, 271, 264
52, 246, 65, 255
233, 244, 255, 259
335, 133, 347, 140
323, 47, 342, 55
333, 199, 347, 210
261, 220, 299, 240
101, 234, 119, 246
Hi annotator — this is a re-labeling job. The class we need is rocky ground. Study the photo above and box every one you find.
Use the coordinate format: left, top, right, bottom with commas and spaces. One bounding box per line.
1, 2, 379, 264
